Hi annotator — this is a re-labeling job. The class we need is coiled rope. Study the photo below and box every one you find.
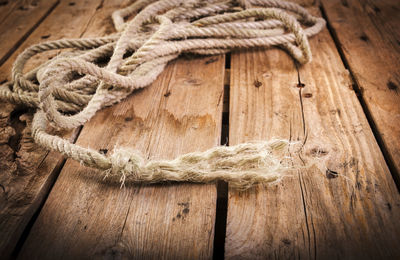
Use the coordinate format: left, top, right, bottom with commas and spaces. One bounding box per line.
0, 0, 325, 189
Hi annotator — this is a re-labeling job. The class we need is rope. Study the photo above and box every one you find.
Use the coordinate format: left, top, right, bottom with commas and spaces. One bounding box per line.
0, 0, 325, 189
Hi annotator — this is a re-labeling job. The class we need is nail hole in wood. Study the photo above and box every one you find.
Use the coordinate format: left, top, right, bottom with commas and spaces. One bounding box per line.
326, 169, 339, 179
373, 6, 381, 13
99, 149, 108, 155
297, 83, 305, 88
387, 81, 398, 91
253, 79, 262, 88
359, 34, 369, 42
18, 5, 29, 11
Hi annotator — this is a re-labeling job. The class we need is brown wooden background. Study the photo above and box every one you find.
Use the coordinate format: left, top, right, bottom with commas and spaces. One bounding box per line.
0, 0, 399, 259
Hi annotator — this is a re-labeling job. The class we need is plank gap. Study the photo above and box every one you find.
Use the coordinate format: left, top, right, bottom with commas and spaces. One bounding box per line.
212, 58, 231, 259
212, 180, 228, 260
221, 54, 231, 145
225, 52, 231, 69
319, 4, 400, 191
11, 125, 83, 259
0, 0, 60, 66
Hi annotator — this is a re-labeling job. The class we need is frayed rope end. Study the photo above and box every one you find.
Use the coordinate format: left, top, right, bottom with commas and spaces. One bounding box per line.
102, 139, 299, 190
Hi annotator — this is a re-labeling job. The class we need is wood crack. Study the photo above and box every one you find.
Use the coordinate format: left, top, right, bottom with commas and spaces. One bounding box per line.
79, 0, 104, 38
118, 196, 133, 245
295, 63, 307, 139
298, 173, 312, 259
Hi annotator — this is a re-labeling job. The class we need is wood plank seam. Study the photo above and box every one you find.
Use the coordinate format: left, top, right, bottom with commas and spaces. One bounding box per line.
0, 1, 118, 258
10, 127, 82, 258
0, 0, 60, 66
319, 3, 400, 190
17, 43, 224, 260
213, 53, 231, 259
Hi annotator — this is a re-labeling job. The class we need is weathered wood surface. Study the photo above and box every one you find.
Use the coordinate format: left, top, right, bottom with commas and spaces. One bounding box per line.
0, 0, 399, 259
225, 6, 400, 259
0, 0, 59, 65
17, 0, 225, 254
0, 0, 115, 258
321, 0, 400, 180
18, 56, 224, 259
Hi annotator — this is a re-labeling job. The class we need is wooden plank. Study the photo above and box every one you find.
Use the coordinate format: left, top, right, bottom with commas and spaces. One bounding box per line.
0, 0, 24, 25
225, 7, 400, 259
0, 0, 59, 65
321, 0, 400, 179
18, 46, 224, 260
0, 0, 117, 258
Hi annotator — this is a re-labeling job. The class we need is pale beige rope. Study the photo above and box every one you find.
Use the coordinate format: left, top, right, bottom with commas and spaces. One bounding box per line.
0, 0, 325, 189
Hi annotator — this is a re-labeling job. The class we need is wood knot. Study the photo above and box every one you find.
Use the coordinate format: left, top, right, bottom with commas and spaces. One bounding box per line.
184, 78, 202, 86
308, 147, 329, 157
205, 57, 218, 64
262, 72, 271, 78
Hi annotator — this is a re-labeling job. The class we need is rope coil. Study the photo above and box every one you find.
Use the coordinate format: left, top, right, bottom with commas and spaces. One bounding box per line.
0, 0, 325, 189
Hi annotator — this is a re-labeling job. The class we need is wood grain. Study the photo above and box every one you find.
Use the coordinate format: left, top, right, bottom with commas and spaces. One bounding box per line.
225, 7, 400, 259
321, 0, 400, 180
18, 51, 224, 259
0, 0, 118, 258
0, 0, 59, 65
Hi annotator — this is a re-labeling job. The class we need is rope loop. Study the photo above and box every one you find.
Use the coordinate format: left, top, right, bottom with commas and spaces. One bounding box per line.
0, 0, 325, 189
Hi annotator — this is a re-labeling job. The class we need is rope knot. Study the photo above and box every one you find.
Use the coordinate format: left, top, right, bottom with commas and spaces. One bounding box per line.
109, 148, 145, 185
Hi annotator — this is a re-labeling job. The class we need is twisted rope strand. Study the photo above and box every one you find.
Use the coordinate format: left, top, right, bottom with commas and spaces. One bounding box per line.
0, 0, 325, 189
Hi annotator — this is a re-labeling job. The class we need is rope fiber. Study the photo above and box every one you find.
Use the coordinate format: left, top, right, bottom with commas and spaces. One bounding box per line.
0, 0, 325, 189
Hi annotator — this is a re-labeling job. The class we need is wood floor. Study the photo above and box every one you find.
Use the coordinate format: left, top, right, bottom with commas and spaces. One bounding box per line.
0, 0, 399, 259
